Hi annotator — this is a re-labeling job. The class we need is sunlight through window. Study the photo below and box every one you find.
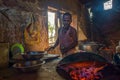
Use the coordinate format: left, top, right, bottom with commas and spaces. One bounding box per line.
104, 0, 113, 10
48, 12, 55, 45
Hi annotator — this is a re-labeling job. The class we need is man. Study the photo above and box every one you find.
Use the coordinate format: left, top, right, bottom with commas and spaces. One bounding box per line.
113, 41, 120, 64
48, 12, 78, 57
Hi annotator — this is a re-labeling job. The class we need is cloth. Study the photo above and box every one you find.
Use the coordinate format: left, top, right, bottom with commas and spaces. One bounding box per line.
59, 27, 73, 48
59, 26, 77, 56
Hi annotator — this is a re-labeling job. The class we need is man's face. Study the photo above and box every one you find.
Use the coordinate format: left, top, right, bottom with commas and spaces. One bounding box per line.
63, 15, 72, 27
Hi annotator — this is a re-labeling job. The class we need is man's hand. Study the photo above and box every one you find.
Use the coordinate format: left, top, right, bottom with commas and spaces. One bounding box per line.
47, 46, 55, 51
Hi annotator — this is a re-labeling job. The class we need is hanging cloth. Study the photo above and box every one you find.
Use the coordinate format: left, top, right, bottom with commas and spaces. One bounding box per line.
24, 13, 40, 45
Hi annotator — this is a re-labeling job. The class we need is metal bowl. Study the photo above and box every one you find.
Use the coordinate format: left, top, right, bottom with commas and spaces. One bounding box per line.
27, 51, 45, 54
13, 60, 45, 72
22, 52, 44, 60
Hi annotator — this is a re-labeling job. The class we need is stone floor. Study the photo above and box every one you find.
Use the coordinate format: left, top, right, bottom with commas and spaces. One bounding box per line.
0, 58, 65, 80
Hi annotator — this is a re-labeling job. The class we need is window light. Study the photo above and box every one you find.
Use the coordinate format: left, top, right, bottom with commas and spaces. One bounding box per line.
104, 0, 113, 10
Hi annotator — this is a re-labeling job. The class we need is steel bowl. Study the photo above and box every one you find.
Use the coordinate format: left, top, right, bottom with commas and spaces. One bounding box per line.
13, 60, 45, 72
22, 52, 44, 60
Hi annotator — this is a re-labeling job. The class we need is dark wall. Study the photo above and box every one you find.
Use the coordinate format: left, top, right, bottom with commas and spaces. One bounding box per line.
88, 0, 120, 46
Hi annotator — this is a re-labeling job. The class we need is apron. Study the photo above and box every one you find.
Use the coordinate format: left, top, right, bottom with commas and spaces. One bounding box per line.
59, 27, 76, 57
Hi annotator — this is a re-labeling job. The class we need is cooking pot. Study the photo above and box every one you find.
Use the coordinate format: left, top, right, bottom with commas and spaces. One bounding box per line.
79, 42, 104, 53
56, 52, 109, 80
57, 52, 108, 66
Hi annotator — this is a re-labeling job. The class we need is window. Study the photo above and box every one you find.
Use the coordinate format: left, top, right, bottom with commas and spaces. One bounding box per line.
104, 0, 113, 10
48, 6, 64, 46
88, 8, 93, 19
48, 11, 56, 46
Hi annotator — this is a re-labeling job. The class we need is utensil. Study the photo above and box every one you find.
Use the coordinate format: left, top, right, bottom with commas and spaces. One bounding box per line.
13, 60, 45, 72
22, 51, 45, 60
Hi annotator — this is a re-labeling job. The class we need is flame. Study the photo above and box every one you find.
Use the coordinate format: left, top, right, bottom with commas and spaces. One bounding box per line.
60, 62, 106, 80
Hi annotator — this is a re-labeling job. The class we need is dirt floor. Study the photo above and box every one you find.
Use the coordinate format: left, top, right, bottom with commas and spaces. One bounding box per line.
0, 58, 65, 80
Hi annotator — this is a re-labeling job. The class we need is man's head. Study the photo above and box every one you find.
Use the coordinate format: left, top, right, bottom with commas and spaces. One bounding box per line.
63, 12, 72, 27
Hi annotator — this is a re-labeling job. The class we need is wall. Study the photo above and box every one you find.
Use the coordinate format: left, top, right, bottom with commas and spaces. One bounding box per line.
0, 0, 49, 52
0, 0, 88, 54
90, 0, 120, 47
0, 43, 9, 67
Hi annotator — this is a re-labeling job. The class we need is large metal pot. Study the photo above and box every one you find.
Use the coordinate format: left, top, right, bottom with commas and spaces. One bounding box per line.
56, 52, 109, 80
79, 42, 103, 53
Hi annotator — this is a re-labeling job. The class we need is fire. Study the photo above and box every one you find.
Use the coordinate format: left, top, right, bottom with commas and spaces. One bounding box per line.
59, 62, 106, 80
